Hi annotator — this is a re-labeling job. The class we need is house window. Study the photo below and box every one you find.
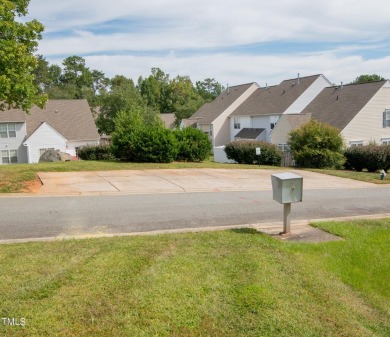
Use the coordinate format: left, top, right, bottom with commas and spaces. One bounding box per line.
270, 123, 275, 130
349, 141, 363, 147
234, 118, 240, 129
39, 148, 55, 156
0, 124, 16, 138
1, 149, 17, 164
278, 144, 290, 152
383, 110, 390, 128
381, 138, 390, 145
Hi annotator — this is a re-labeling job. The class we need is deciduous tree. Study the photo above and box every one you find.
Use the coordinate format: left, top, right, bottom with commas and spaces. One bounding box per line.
352, 74, 385, 84
0, 0, 47, 111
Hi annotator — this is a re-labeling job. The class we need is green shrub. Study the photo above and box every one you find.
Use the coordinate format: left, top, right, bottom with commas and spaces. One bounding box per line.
224, 140, 282, 166
288, 119, 345, 168
174, 127, 211, 162
131, 126, 179, 163
345, 144, 390, 172
111, 108, 178, 163
77, 145, 115, 161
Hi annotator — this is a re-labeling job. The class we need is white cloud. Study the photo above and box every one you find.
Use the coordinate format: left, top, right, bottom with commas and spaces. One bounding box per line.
27, 0, 390, 85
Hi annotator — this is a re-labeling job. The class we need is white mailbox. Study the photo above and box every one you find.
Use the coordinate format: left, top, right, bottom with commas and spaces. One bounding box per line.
271, 172, 303, 204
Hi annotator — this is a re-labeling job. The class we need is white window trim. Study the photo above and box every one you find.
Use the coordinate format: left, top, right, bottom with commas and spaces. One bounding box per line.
384, 110, 390, 128
278, 144, 290, 152
349, 140, 364, 147
381, 138, 390, 145
233, 118, 240, 129
0, 123, 16, 138
1, 149, 18, 164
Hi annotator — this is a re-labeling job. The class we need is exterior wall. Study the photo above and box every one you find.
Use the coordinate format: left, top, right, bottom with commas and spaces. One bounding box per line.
198, 123, 213, 142
24, 123, 67, 163
252, 115, 280, 142
342, 84, 390, 146
213, 146, 236, 163
284, 75, 332, 114
67, 140, 99, 157
270, 117, 292, 145
213, 83, 259, 147
229, 116, 251, 140
0, 122, 28, 164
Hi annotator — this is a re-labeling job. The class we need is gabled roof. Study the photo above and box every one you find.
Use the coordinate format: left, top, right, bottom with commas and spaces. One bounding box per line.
181, 118, 197, 128
235, 128, 265, 139
231, 74, 324, 116
0, 99, 100, 141
159, 113, 176, 129
283, 113, 312, 129
301, 80, 388, 130
25, 121, 68, 143
190, 83, 256, 124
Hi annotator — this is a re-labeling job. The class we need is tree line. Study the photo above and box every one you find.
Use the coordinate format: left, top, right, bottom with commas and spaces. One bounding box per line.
33, 55, 224, 135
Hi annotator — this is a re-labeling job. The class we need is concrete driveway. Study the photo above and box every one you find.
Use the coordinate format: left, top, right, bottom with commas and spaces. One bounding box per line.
36, 168, 376, 196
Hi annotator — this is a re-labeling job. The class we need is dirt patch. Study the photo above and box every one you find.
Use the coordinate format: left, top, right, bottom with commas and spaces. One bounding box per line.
23, 178, 42, 193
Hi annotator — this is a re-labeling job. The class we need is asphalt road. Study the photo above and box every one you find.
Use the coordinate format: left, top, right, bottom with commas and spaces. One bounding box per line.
1, 187, 390, 242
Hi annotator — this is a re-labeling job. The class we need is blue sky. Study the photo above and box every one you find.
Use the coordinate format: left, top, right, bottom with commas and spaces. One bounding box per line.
26, 0, 390, 86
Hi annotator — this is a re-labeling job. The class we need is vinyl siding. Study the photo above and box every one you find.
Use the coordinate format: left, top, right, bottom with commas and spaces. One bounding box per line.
270, 117, 292, 145
67, 140, 100, 157
0, 123, 27, 164
252, 115, 280, 142
230, 116, 251, 140
213, 83, 259, 147
284, 75, 332, 114
24, 123, 67, 163
342, 85, 390, 145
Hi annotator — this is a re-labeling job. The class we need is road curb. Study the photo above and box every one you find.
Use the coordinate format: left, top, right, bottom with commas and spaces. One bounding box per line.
1, 213, 389, 245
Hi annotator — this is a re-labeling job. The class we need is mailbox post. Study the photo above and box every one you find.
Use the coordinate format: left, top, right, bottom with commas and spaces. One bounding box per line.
271, 172, 303, 234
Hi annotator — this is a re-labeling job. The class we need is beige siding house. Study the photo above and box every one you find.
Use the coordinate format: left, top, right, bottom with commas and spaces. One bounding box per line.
189, 83, 259, 147
301, 80, 390, 146
270, 113, 312, 150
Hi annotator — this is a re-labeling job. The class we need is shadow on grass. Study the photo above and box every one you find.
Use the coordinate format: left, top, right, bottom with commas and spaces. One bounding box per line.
230, 228, 259, 235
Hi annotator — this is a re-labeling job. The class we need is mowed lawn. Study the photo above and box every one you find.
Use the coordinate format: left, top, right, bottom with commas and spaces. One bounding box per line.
0, 220, 389, 336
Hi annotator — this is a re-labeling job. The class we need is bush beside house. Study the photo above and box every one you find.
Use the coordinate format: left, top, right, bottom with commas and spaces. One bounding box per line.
81, 107, 212, 163
344, 144, 390, 172
174, 127, 211, 162
288, 119, 345, 168
224, 140, 282, 166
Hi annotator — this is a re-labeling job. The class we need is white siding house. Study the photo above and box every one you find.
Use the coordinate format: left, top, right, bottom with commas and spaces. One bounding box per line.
24, 122, 67, 164
0, 100, 100, 164
229, 74, 331, 143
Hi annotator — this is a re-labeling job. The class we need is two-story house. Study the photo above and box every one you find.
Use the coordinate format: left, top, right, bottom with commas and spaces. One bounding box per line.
0, 99, 100, 164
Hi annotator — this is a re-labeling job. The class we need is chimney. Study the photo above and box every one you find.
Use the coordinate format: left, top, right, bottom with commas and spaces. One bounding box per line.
297, 73, 300, 85
341, 82, 343, 89
227, 83, 229, 94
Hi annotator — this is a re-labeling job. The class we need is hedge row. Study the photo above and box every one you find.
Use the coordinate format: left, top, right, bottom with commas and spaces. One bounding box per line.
77, 145, 115, 161
79, 127, 211, 163
224, 140, 282, 166
344, 144, 390, 172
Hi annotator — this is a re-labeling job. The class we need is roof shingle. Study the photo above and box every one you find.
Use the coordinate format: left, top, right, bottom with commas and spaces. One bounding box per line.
190, 83, 256, 124
301, 81, 387, 130
231, 75, 323, 116
0, 100, 100, 141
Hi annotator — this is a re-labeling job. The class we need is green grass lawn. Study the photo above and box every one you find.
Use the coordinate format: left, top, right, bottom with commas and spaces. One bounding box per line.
0, 219, 389, 336
308, 168, 390, 185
